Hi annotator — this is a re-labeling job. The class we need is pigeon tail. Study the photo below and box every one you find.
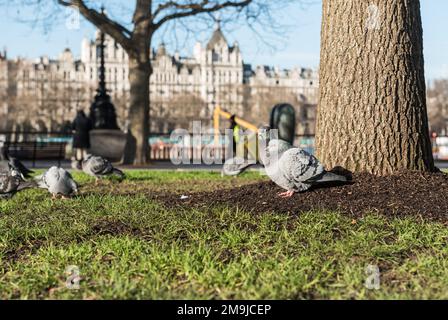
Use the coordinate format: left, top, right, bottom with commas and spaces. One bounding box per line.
313, 171, 347, 183
17, 180, 38, 191
112, 168, 125, 180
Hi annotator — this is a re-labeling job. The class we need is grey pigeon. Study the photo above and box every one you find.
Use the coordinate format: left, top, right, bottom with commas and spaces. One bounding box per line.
258, 127, 347, 198
35, 166, 78, 198
81, 154, 125, 184
0, 170, 36, 199
0, 146, 34, 179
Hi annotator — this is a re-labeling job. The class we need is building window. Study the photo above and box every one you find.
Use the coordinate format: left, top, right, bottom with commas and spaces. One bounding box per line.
212, 50, 220, 62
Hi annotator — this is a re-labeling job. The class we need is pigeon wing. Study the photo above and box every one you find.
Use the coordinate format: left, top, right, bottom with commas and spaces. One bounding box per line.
89, 156, 112, 175
35, 171, 51, 189
0, 174, 20, 195
61, 168, 78, 193
48, 168, 76, 196
36, 167, 61, 192
278, 148, 325, 185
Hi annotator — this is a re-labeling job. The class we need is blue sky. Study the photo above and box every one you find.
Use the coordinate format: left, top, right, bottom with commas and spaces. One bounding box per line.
0, 0, 447, 80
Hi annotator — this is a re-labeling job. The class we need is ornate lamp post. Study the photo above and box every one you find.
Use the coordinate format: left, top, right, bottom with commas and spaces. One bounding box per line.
88, 6, 127, 162
89, 7, 119, 130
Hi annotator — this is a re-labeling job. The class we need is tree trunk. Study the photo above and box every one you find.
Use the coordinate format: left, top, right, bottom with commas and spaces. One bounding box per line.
315, 0, 435, 175
127, 57, 150, 164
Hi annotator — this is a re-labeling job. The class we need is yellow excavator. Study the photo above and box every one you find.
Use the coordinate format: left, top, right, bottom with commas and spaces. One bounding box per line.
213, 106, 258, 142
213, 106, 259, 175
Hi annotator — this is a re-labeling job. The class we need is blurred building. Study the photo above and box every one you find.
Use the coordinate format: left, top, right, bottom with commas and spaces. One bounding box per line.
1, 25, 319, 134
427, 79, 448, 136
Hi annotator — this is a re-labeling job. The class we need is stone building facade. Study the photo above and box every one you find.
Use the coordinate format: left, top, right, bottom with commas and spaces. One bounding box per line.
1, 26, 319, 135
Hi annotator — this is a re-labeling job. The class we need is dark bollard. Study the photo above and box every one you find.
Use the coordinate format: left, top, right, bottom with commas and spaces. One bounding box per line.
270, 103, 296, 145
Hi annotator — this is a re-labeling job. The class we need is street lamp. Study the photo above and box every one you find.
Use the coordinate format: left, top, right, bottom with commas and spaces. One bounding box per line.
89, 6, 119, 130
87, 6, 126, 163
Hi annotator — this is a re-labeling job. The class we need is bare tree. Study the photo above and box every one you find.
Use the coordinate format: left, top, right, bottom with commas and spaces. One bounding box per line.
3, 0, 296, 164
316, 0, 435, 175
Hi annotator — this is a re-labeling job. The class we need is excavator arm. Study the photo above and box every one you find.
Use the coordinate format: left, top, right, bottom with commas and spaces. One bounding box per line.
213, 106, 259, 161
213, 106, 258, 145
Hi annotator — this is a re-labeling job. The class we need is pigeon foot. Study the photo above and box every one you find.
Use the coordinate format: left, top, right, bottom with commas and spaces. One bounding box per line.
278, 190, 295, 198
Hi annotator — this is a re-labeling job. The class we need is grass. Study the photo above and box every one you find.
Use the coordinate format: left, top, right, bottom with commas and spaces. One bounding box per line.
1, 170, 448, 299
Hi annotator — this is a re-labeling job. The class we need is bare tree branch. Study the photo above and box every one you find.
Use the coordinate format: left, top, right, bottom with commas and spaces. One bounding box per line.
153, 0, 252, 30
57, 0, 133, 52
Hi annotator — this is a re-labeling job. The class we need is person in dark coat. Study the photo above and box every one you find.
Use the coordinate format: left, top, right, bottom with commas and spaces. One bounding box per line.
72, 110, 93, 161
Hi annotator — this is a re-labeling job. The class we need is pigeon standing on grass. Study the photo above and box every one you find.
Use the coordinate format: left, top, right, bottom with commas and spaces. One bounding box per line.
0, 170, 36, 199
81, 154, 125, 184
35, 166, 78, 199
258, 126, 347, 198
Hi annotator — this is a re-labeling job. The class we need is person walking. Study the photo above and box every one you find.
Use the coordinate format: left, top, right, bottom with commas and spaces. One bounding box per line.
71, 110, 93, 162
229, 115, 241, 156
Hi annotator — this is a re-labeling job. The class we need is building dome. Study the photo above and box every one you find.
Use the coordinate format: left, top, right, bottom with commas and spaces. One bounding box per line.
206, 25, 228, 50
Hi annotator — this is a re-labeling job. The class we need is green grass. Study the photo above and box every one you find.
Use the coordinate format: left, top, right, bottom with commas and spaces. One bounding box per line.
0, 170, 448, 299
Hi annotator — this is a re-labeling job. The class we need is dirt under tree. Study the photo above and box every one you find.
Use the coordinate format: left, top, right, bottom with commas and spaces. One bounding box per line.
152, 170, 448, 223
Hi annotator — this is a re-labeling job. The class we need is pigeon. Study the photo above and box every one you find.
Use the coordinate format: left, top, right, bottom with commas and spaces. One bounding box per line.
258, 126, 347, 198
35, 166, 78, 199
0, 170, 36, 199
0, 146, 34, 179
81, 154, 125, 184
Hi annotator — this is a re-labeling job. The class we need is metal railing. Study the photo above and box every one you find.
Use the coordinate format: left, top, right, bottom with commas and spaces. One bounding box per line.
0, 131, 316, 165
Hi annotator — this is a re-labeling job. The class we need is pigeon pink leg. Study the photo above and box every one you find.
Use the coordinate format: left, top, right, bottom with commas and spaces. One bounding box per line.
278, 190, 295, 198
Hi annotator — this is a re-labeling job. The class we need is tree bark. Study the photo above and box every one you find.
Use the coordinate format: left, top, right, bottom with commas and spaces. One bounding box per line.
315, 0, 435, 175
125, 0, 152, 165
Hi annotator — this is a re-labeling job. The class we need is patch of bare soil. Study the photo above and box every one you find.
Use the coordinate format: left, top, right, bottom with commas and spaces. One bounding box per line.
152, 171, 448, 223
